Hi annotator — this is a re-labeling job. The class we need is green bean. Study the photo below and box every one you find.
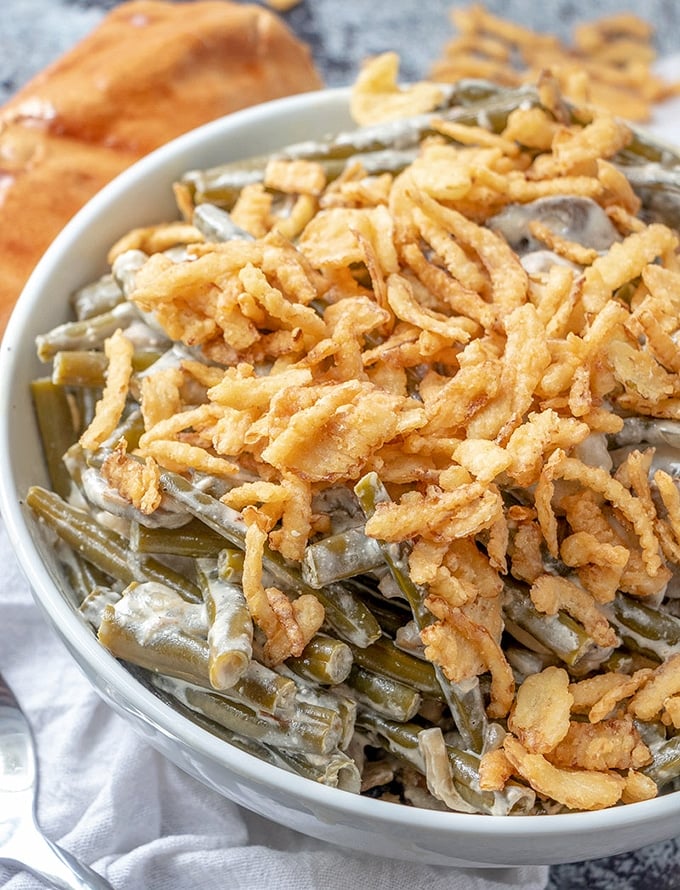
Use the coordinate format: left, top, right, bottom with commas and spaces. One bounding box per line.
30, 379, 77, 499
608, 416, 680, 451
79, 584, 122, 628
353, 474, 427, 623
26, 485, 202, 603
234, 661, 296, 718
71, 273, 124, 320
345, 664, 421, 722
52, 351, 107, 387
285, 633, 353, 686
66, 408, 145, 460
52, 349, 163, 387
505, 643, 559, 680
356, 710, 495, 814
130, 518, 226, 557
197, 558, 253, 690
356, 710, 425, 767
185, 150, 418, 208
319, 579, 382, 650
622, 122, 680, 166
73, 387, 99, 433
611, 593, 680, 660
291, 682, 357, 751
150, 686, 361, 790
217, 547, 245, 582
60, 442, 90, 491
354, 472, 488, 752
111, 249, 149, 296
181, 83, 540, 208
193, 203, 255, 242
277, 749, 361, 792
614, 162, 680, 230
106, 408, 146, 452
502, 583, 599, 668
344, 577, 412, 638
301, 527, 384, 587
616, 114, 680, 229
60, 546, 112, 608
158, 676, 344, 756
602, 648, 658, 674
98, 582, 294, 715
98, 588, 209, 686
159, 471, 381, 648
36, 302, 143, 361
350, 637, 441, 699
643, 734, 680, 788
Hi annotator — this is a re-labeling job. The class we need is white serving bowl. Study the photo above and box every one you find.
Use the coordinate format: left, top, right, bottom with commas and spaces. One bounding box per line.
2, 87, 680, 868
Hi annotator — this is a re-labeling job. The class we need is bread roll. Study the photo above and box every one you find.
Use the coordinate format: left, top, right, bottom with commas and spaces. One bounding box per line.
0, 0, 322, 333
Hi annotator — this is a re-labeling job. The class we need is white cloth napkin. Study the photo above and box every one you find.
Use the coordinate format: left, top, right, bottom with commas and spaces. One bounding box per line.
0, 514, 549, 889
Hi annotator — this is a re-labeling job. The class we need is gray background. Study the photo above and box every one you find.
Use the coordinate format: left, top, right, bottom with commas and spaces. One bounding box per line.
2, 1, 680, 888
3, 0, 680, 97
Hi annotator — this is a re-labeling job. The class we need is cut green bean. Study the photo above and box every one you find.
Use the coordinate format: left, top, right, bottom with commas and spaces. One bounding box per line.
52, 351, 107, 387
291, 682, 357, 751
285, 633, 353, 686
356, 710, 426, 767
26, 485, 202, 603
278, 749, 361, 792
217, 547, 245, 582
52, 349, 163, 388
611, 593, 680, 661
354, 472, 488, 752
131, 518, 226, 557
345, 577, 412, 638
193, 203, 255, 242
602, 648, 658, 674
30, 379, 77, 499
642, 734, 680, 788
151, 686, 361, 790
159, 471, 381, 648
181, 83, 540, 208
158, 676, 343, 755
349, 636, 441, 699
302, 526, 384, 587
98, 582, 294, 716
36, 302, 143, 361
113, 408, 147, 453
356, 710, 496, 814
111, 249, 150, 296
197, 557, 253, 690
186, 150, 418, 208
98, 585, 209, 686
345, 663, 422, 722
234, 661, 296, 718
60, 545, 112, 608
71, 273, 125, 320
502, 583, 599, 668
73, 387, 99, 433
79, 584, 122, 628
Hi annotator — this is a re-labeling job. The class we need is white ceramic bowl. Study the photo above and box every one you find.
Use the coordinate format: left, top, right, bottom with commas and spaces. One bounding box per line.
2, 88, 680, 868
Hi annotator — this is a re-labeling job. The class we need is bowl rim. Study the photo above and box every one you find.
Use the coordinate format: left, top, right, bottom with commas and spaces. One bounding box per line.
2, 85, 680, 842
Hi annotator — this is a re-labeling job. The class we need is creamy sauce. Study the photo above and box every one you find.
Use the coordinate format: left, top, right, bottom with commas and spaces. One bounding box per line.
113, 582, 208, 647
489, 196, 621, 255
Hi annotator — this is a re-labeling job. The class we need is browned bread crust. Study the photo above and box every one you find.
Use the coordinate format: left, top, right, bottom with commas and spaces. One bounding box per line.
0, 0, 322, 333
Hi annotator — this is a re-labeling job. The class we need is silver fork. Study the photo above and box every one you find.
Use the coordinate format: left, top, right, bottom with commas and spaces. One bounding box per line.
0, 669, 114, 889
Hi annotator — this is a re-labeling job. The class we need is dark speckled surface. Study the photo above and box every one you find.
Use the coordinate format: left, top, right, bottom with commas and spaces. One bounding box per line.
3, 1, 680, 887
